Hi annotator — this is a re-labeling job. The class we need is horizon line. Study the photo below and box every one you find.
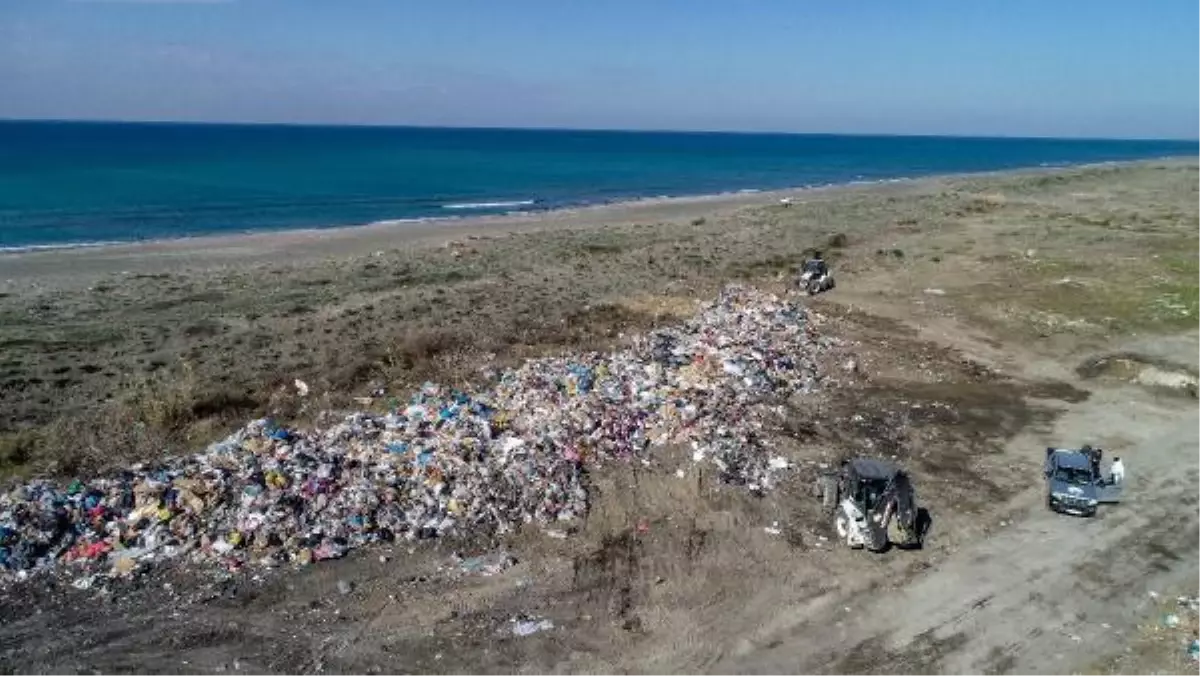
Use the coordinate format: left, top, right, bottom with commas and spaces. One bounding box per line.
2, 116, 1197, 144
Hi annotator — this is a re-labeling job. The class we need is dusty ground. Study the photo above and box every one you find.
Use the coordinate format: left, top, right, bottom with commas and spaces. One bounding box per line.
0, 159, 1196, 674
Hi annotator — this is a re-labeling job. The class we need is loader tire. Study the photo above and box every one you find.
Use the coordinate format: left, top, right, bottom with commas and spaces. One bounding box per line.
819, 476, 838, 515
866, 526, 889, 553
834, 511, 849, 542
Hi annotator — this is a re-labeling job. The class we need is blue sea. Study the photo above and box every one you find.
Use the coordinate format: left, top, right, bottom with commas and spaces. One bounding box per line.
0, 121, 1195, 250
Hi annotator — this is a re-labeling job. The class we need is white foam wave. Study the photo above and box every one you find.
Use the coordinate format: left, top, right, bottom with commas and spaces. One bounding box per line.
0, 240, 124, 254
441, 199, 536, 210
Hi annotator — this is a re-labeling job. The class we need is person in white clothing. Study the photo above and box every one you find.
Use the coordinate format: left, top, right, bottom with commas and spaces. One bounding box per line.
1109, 456, 1125, 485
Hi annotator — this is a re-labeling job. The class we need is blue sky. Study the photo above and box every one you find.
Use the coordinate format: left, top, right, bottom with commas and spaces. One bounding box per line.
1, 0, 1196, 139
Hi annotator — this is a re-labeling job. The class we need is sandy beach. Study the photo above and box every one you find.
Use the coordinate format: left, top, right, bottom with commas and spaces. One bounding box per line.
1, 177, 938, 283
0, 159, 1171, 285
0, 158, 1196, 674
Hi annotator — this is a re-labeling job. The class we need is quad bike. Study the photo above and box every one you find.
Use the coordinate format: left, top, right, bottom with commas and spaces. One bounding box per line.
798, 269, 835, 296
812, 458, 924, 552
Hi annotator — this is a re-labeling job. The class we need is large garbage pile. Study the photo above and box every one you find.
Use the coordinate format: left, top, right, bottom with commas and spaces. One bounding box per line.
0, 285, 836, 584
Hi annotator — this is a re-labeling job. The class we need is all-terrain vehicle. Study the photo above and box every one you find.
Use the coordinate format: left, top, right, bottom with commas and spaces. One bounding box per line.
797, 255, 835, 296
1044, 447, 1122, 517
813, 458, 924, 551
799, 268, 835, 295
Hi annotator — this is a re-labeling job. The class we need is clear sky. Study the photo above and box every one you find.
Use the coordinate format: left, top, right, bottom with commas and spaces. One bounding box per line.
1, 0, 1196, 139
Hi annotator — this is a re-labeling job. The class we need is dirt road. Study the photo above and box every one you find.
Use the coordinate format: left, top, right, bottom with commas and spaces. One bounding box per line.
722, 381, 1199, 674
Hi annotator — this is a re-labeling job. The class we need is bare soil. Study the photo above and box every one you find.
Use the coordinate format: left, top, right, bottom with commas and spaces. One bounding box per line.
0, 159, 1195, 674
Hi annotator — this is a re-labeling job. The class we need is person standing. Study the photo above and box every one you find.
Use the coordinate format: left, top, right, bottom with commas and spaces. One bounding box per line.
1110, 456, 1125, 485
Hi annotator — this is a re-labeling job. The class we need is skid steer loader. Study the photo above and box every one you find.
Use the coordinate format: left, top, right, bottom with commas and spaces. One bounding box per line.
812, 457, 924, 552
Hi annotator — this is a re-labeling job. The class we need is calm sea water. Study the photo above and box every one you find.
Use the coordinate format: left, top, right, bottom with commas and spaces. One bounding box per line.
0, 121, 1194, 249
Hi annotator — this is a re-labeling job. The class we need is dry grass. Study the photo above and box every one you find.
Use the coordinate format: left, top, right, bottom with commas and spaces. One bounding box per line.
0, 160, 1195, 477
816, 162, 1199, 349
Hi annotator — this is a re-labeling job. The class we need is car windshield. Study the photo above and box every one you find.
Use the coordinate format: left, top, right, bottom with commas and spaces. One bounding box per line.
1054, 467, 1092, 485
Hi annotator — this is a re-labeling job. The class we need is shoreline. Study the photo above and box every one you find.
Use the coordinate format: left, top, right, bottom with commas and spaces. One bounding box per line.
0, 156, 1191, 261
0, 175, 907, 256
0, 157, 1193, 289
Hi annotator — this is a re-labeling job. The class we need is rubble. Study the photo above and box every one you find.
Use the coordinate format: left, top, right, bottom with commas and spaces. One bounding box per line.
0, 285, 839, 586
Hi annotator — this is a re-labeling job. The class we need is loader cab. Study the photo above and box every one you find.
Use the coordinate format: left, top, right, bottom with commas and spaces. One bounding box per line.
842, 458, 904, 511
853, 477, 888, 511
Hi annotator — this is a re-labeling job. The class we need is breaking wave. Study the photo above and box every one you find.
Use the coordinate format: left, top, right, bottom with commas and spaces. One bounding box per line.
441, 199, 537, 211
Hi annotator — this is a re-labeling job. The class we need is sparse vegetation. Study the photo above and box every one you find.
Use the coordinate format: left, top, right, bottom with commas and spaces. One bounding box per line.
0, 159, 1195, 475
0, 159, 1195, 674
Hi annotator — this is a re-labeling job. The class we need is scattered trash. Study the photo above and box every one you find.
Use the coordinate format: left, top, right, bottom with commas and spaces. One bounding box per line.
764, 521, 782, 536
336, 579, 354, 596
923, 288, 946, 296
1149, 591, 1160, 599
71, 575, 97, 590
0, 286, 841, 587
1189, 638, 1199, 662
294, 379, 310, 397
511, 617, 555, 637
1163, 613, 1180, 628
453, 550, 516, 577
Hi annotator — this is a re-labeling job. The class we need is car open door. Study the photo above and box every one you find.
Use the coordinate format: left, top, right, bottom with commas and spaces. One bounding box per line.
1097, 476, 1124, 503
